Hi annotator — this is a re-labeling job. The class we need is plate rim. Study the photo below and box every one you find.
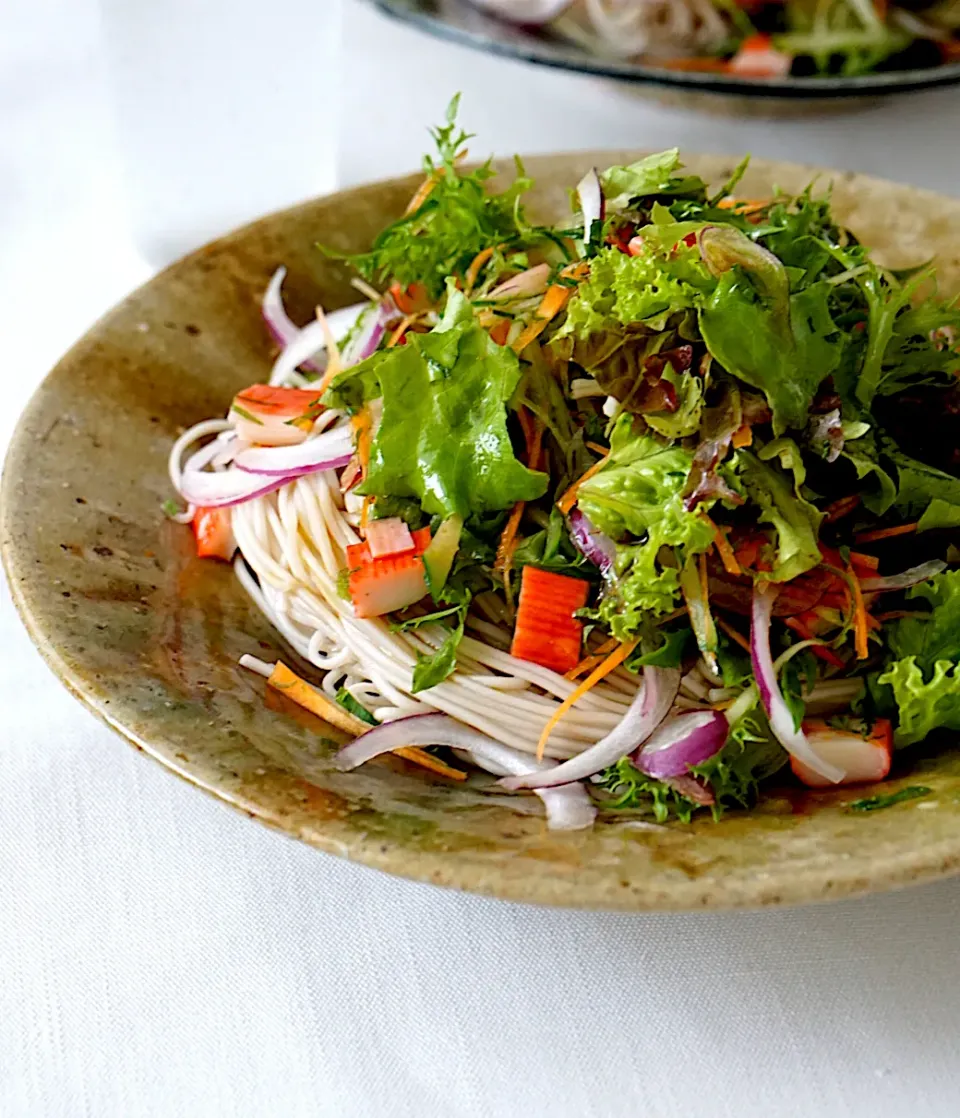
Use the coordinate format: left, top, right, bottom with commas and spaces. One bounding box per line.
5, 152, 960, 912
369, 0, 960, 98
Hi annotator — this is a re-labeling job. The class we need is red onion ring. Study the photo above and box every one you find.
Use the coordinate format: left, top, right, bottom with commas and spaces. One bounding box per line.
859, 560, 946, 594
568, 508, 616, 575
262, 266, 324, 374
179, 467, 303, 509
335, 713, 596, 830
233, 429, 354, 476
635, 710, 728, 779
751, 583, 843, 783
500, 666, 680, 790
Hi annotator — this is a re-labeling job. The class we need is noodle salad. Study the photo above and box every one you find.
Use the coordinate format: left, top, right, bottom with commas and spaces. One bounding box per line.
168, 100, 960, 829
470, 0, 960, 79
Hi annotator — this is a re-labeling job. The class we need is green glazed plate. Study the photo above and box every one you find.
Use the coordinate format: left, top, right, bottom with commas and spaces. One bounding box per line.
4, 153, 960, 910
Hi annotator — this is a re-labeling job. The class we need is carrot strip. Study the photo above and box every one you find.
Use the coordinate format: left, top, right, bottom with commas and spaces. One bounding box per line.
516, 406, 535, 449
823, 494, 860, 523
464, 245, 497, 292
386, 314, 415, 349
847, 564, 870, 660
405, 170, 442, 215
854, 522, 919, 543
848, 550, 880, 571
557, 452, 610, 515
536, 639, 639, 760
511, 285, 572, 354
495, 420, 543, 599
359, 494, 373, 535
709, 520, 742, 577
315, 306, 343, 394
731, 425, 753, 449
563, 638, 619, 680
784, 617, 846, 668
267, 661, 466, 781
351, 408, 373, 479
585, 441, 609, 456
560, 261, 591, 281
716, 616, 751, 653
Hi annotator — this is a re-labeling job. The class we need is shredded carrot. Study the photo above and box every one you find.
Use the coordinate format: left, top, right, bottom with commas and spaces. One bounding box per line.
405, 169, 443, 215
731, 424, 753, 449
716, 616, 751, 654
709, 520, 742, 577
488, 318, 510, 347
268, 661, 466, 781
536, 639, 639, 760
511, 285, 572, 354
560, 261, 591, 281
585, 441, 609, 456
784, 618, 846, 668
351, 408, 373, 479
359, 494, 373, 535
495, 420, 543, 598
557, 452, 610, 515
716, 198, 769, 216
854, 522, 919, 543
464, 245, 498, 292
386, 314, 415, 349
516, 406, 535, 449
848, 564, 870, 660
847, 550, 880, 571
315, 306, 343, 394
823, 494, 861, 523
563, 637, 620, 680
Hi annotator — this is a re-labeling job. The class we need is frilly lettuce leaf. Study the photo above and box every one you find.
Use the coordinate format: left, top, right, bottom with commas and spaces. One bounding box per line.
644, 366, 705, 439
888, 569, 960, 673
599, 149, 706, 212
699, 261, 842, 433
557, 245, 707, 341
578, 417, 714, 635
325, 288, 546, 519
733, 449, 823, 583
878, 657, 960, 747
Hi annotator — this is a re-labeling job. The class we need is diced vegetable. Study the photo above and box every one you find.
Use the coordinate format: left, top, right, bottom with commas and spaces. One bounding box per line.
510, 566, 590, 675
422, 514, 464, 597
192, 506, 236, 560
230, 384, 322, 446
389, 282, 431, 315
728, 34, 793, 78
365, 516, 416, 559
791, 719, 893, 788
346, 526, 432, 618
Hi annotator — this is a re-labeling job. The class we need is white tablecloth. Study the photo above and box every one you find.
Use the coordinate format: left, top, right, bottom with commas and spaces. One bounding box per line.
4, 3, 960, 1116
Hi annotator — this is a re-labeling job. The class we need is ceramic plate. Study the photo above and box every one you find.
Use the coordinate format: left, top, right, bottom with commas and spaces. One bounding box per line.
370, 0, 960, 108
4, 153, 960, 910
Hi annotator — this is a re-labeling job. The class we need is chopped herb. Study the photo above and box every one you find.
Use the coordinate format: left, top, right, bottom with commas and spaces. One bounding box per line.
162, 498, 183, 518
849, 785, 933, 812
335, 688, 377, 726
230, 404, 264, 425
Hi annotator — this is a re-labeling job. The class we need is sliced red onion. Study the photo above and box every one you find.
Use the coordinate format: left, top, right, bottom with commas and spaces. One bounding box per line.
664, 774, 716, 807
262, 266, 324, 374
179, 467, 301, 509
268, 318, 331, 386
233, 428, 354, 476
568, 508, 616, 575
859, 560, 946, 594
751, 584, 844, 783
340, 302, 393, 367
488, 264, 551, 301
635, 711, 728, 780
577, 167, 604, 247
501, 667, 681, 791
335, 713, 596, 830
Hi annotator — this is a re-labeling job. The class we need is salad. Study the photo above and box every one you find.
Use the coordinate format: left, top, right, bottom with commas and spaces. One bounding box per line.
470, 0, 960, 79
168, 99, 960, 830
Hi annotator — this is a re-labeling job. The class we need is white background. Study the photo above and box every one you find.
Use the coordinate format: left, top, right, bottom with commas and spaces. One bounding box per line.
3, 2, 960, 1115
